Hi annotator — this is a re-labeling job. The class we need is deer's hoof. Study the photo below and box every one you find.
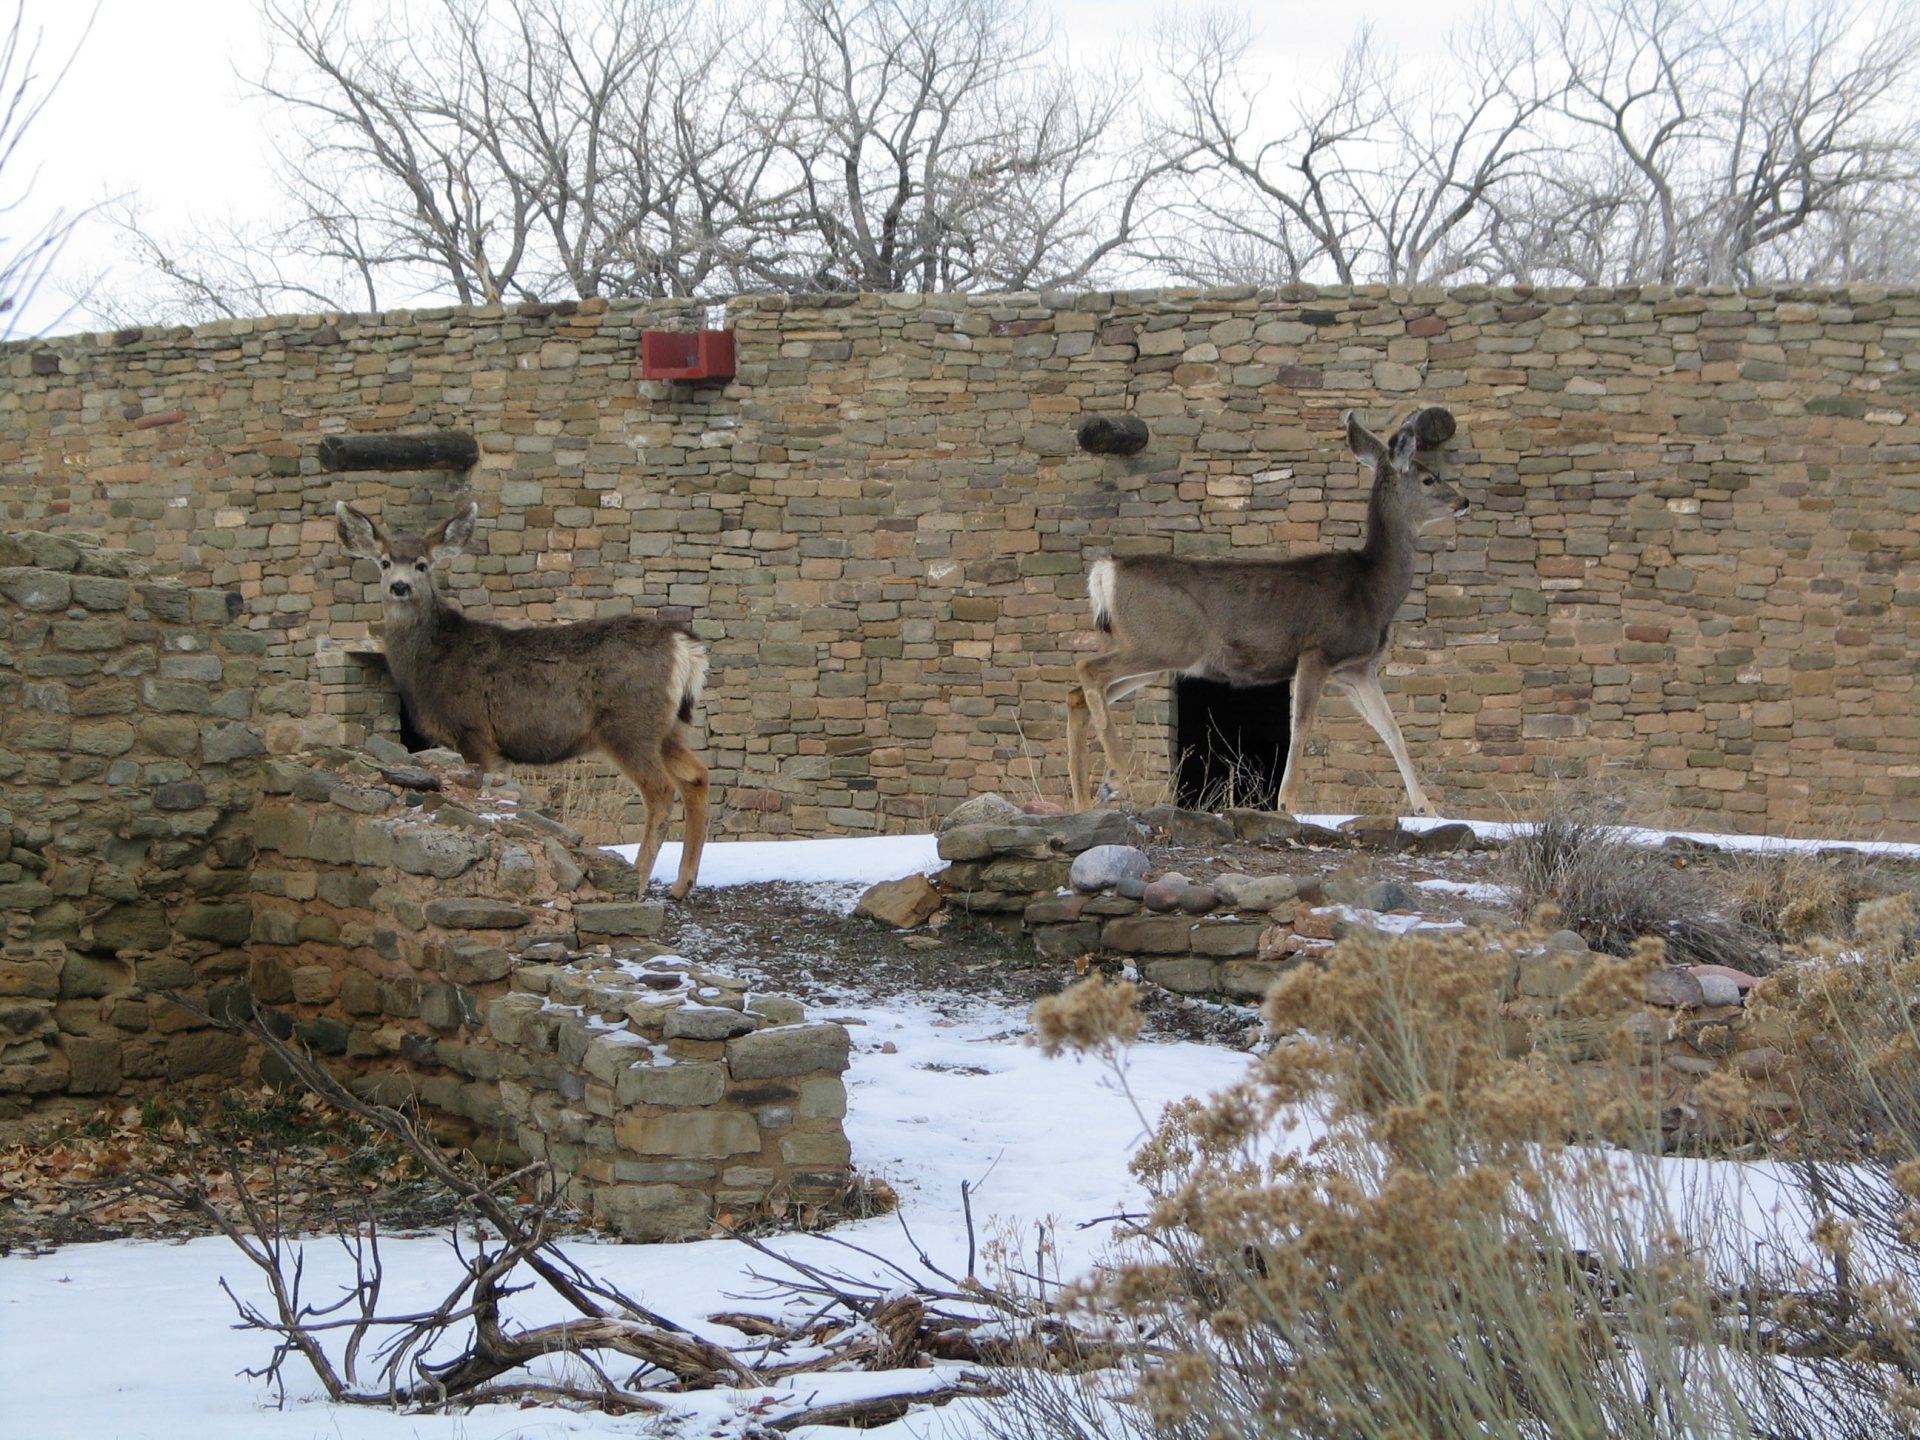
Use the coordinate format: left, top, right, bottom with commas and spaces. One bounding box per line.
668, 881, 693, 902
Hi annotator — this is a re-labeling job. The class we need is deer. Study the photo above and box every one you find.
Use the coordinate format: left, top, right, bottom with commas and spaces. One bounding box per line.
1065, 407, 1467, 819
335, 500, 710, 899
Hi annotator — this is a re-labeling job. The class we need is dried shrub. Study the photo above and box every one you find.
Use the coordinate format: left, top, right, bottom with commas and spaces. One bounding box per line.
1503, 781, 1770, 972
996, 920, 1920, 1440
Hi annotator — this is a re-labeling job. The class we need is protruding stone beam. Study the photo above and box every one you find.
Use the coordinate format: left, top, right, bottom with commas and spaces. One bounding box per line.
317, 432, 479, 472
1075, 415, 1150, 456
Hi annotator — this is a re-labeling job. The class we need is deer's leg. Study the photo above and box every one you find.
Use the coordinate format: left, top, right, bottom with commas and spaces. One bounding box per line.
1274, 649, 1331, 816
1073, 652, 1161, 809
1066, 689, 1095, 811
601, 738, 678, 892
1342, 667, 1439, 818
661, 735, 710, 901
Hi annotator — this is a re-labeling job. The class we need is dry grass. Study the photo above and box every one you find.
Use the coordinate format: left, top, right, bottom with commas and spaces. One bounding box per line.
991, 907, 1920, 1440
513, 758, 636, 844
1502, 779, 1772, 971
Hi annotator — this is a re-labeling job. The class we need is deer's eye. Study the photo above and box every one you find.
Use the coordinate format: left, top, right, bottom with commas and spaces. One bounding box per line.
379, 559, 390, 569
415, 561, 428, 572
1422, 476, 1436, 487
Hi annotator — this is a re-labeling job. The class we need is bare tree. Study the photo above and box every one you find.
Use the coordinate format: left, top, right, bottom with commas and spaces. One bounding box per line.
1503, 0, 1920, 285
739, 0, 1150, 293
0, 0, 92, 336
1148, 12, 1554, 287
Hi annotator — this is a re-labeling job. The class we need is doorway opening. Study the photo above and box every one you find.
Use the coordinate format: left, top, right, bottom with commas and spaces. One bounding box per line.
1171, 675, 1292, 811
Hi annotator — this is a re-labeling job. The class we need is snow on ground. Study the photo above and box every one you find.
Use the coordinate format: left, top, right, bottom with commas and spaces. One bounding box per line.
1, 816, 1882, 1437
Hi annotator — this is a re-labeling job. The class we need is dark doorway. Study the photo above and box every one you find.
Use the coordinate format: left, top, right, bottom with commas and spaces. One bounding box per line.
1172, 675, 1292, 811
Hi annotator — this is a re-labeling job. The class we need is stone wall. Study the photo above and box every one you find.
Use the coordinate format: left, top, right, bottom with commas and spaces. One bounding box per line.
250, 746, 853, 1240
3, 285, 1918, 837
0, 531, 266, 1111
939, 805, 1790, 1140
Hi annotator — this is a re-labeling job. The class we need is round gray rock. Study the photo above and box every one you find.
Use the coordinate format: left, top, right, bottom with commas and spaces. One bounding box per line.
1070, 844, 1151, 892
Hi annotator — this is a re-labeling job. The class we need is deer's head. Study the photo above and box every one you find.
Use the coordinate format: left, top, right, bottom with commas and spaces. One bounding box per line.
335, 500, 477, 624
1345, 409, 1468, 531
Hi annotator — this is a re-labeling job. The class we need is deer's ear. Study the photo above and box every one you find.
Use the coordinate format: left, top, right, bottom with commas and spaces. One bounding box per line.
1345, 411, 1391, 472
426, 500, 478, 563
335, 502, 383, 558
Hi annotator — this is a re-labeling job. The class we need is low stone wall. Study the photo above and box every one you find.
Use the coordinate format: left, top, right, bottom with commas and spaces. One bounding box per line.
247, 745, 853, 1239
1, 531, 268, 1112
934, 801, 1788, 1136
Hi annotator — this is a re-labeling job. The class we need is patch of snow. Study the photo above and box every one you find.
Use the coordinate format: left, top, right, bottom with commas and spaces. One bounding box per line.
613, 834, 943, 890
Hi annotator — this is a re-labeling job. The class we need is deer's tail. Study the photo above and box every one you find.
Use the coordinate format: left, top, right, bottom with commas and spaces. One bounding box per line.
671, 633, 709, 725
1087, 558, 1117, 635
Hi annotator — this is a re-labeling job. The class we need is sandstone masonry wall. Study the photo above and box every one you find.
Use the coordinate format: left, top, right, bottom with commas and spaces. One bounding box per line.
251, 746, 853, 1241
3, 285, 1917, 836
0, 532, 266, 1111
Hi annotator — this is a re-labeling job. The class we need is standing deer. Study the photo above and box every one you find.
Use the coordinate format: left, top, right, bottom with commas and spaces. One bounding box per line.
335, 500, 710, 898
1066, 408, 1467, 818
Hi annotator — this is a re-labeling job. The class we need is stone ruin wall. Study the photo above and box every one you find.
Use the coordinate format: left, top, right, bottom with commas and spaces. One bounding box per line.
938, 805, 1792, 1140
249, 746, 853, 1240
0, 529, 267, 1105
1, 284, 1915, 839
1, 537, 853, 1237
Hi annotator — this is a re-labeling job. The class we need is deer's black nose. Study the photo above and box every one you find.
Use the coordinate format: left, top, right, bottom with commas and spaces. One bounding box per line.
390, 580, 412, 599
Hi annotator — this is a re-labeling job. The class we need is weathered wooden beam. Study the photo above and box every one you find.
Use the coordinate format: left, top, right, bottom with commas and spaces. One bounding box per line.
317, 432, 479, 472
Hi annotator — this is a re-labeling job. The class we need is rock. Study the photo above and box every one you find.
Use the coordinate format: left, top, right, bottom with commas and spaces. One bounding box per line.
1021, 799, 1068, 817
1142, 873, 1192, 912
1138, 805, 1236, 845
1357, 880, 1413, 913
939, 793, 1027, 831
425, 898, 532, 929
727, 1023, 853, 1079
1735, 1046, 1785, 1080
1409, 822, 1478, 855
1226, 809, 1302, 846
379, 764, 443, 791
1689, 963, 1760, 992
1545, 928, 1589, 952
1070, 844, 1151, 892
1176, 884, 1220, 915
1644, 967, 1707, 1009
664, 1005, 758, 1041
854, 873, 942, 929
1112, 878, 1148, 901
1213, 873, 1299, 911
1100, 915, 1193, 954
573, 903, 666, 937
392, 826, 487, 879
1694, 973, 1744, 1008
937, 822, 1045, 862
1042, 809, 1148, 855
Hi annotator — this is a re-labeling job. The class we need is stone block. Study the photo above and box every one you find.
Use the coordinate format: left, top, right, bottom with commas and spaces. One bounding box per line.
595, 1184, 712, 1241
392, 827, 487, 878
1219, 959, 1292, 998
573, 902, 666, 937
177, 903, 252, 946
442, 940, 511, 985
616, 1111, 760, 1158
1189, 920, 1261, 957
90, 903, 173, 953
424, 899, 532, 929
420, 982, 479, 1031
64, 1035, 123, 1094
664, 1005, 758, 1042
780, 1130, 852, 1167
1100, 915, 1192, 954
1141, 957, 1220, 992
286, 965, 336, 1004
797, 1076, 847, 1121
726, 1023, 852, 1079
617, 1060, 727, 1107
853, 874, 941, 929
1033, 922, 1102, 958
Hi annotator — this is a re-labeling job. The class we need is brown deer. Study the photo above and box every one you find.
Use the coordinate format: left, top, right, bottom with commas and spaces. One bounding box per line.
1065, 408, 1466, 818
335, 500, 710, 898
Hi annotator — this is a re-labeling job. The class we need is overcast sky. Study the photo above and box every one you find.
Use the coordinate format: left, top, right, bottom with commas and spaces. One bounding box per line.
9, 0, 1480, 337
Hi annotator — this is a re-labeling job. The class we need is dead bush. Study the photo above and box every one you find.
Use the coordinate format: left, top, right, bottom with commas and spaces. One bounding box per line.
1502, 781, 1771, 972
